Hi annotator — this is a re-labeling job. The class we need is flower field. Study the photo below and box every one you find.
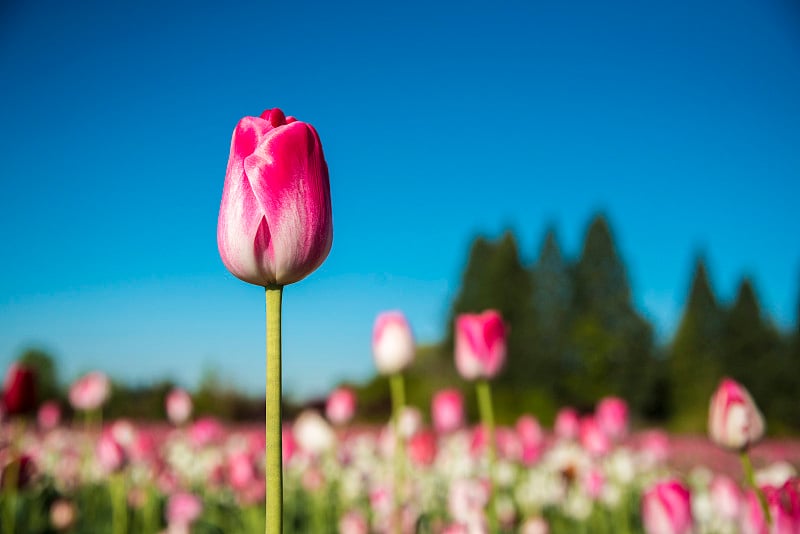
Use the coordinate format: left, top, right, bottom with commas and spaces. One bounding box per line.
2, 384, 800, 533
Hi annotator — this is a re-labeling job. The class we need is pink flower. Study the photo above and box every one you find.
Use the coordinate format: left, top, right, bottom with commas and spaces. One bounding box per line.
227, 452, 256, 491
708, 377, 765, 451
639, 430, 670, 464
709, 475, 742, 520
166, 492, 203, 528
579, 416, 610, 457
641, 479, 693, 534
165, 388, 192, 425
517, 414, 544, 464
37, 401, 61, 431
68, 371, 110, 411
408, 430, 437, 467
596, 396, 629, 441
759, 479, 800, 534
49, 499, 76, 531
217, 108, 332, 287
339, 510, 369, 534
325, 386, 356, 426
293, 410, 335, 455
520, 516, 549, 534
454, 310, 507, 380
188, 417, 224, 447
583, 468, 605, 500
2, 363, 37, 415
432, 389, 464, 434
96, 431, 126, 473
554, 407, 580, 440
372, 311, 415, 375
282, 427, 297, 464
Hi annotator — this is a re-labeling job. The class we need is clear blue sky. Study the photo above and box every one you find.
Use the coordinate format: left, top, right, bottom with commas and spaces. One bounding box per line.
1, 0, 798, 399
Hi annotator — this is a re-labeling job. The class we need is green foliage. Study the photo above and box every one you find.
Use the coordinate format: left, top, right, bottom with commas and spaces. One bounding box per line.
18, 348, 60, 405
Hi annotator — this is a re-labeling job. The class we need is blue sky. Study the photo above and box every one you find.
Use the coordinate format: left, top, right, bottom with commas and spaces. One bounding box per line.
1, 0, 798, 399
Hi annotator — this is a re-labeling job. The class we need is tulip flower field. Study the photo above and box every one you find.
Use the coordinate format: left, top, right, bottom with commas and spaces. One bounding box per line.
2, 363, 800, 533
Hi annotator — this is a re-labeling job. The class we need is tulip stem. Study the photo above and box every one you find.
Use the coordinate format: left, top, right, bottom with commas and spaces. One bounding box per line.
266, 285, 284, 534
740, 450, 771, 525
476, 379, 497, 533
389, 373, 406, 532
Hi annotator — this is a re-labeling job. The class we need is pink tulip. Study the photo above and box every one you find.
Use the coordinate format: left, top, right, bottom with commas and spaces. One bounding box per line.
708, 377, 765, 451
517, 415, 544, 465
760, 479, 800, 534
228, 452, 256, 491
166, 492, 203, 528
579, 416, 610, 457
339, 510, 369, 534
2, 363, 37, 415
408, 430, 437, 467
188, 417, 224, 447
639, 430, 670, 464
68, 371, 110, 411
282, 427, 297, 464
520, 516, 549, 534
372, 311, 415, 375
97, 431, 126, 473
432, 389, 464, 434
325, 386, 357, 426
554, 407, 580, 440
37, 401, 61, 430
583, 468, 605, 500
709, 475, 742, 520
293, 410, 335, 455
165, 388, 192, 425
641, 479, 693, 534
454, 310, 507, 380
217, 108, 332, 287
596, 396, 629, 441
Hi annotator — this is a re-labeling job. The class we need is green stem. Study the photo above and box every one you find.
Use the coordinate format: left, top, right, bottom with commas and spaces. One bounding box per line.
111, 473, 127, 534
476, 380, 497, 533
389, 373, 406, 533
740, 450, 771, 525
266, 286, 284, 534
143, 486, 157, 534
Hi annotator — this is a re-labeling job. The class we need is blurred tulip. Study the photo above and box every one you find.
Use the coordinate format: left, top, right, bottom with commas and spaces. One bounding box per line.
49, 499, 76, 531
517, 414, 544, 465
68, 371, 110, 412
372, 311, 415, 375
37, 401, 61, 431
520, 516, 549, 534
217, 108, 332, 287
641, 479, 693, 534
554, 407, 580, 440
397, 406, 423, 439
339, 509, 369, 534
454, 310, 507, 380
97, 431, 126, 473
432, 389, 464, 434
2, 363, 36, 415
188, 417, 223, 447
709, 474, 742, 520
228, 452, 256, 491
762, 479, 800, 534
582, 468, 605, 500
294, 410, 335, 455
596, 396, 629, 441
166, 492, 203, 529
282, 427, 297, 464
639, 430, 670, 465
579, 417, 610, 457
708, 377, 765, 451
326, 386, 357, 426
408, 430, 437, 467
165, 388, 192, 425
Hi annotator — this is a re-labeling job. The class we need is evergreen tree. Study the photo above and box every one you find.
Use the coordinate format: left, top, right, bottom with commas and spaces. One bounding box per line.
447, 230, 536, 388
19, 348, 60, 404
529, 228, 572, 400
669, 257, 724, 430
565, 214, 655, 412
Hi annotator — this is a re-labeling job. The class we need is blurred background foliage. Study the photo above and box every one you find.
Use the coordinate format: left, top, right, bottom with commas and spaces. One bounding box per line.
9, 213, 800, 434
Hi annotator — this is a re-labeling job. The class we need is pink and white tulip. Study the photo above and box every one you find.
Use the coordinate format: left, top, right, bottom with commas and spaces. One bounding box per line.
68, 371, 110, 412
166, 388, 193, 425
554, 407, 580, 440
454, 310, 507, 380
517, 414, 544, 464
293, 410, 335, 455
217, 108, 333, 287
37, 401, 61, 431
325, 386, 357, 426
579, 416, 610, 457
641, 479, 693, 534
432, 389, 464, 434
708, 377, 765, 451
709, 474, 742, 520
166, 492, 203, 531
372, 311, 415, 375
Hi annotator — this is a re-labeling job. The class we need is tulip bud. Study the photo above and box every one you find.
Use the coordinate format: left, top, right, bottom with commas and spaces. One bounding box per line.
579, 416, 610, 457
554, 407, 580, 440
641, 479, 693, 534
596, 396, 629, 441
217, 108, 333, 287
372, 311, 415, 375
454, 310, 507, 380
432, 389, 464, 434
293, 410, 335, 455
2, 363, 37, 415
50, 499, 76, 531
166, 492, 203, 529
37, 401, 61, 430
708, 377, 765, 451
325, 386, 357, 426
408, 430, 437, 467
68, 371, 110, 412
709, 475, 742, 520
165, 388, 193, 425
97, 431, 126, 473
